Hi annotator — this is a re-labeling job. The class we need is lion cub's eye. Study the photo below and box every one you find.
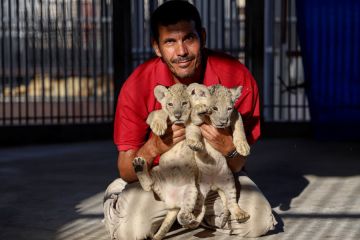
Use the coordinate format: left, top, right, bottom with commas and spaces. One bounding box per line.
167, 103, 173, 107
212, 106, 218, 111
182, 102, 188, 106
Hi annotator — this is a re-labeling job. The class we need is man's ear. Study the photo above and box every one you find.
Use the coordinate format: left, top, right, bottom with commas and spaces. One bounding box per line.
152, 38, 162, 58
201, 28, 206, 48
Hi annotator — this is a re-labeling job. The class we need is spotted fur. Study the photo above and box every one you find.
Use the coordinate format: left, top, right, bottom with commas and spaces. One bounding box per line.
188, 83, 250, 227
133, 83, 203, 240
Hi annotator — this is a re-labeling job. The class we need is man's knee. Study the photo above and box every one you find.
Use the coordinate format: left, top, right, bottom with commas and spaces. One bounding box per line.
238, 187, 277, 236
241, 208, 277, 237
111, 221, 157, 240
104, 200, 164, 240
211, 172, 278, 237
104, 178, 127, 201
103, 179, 166, 240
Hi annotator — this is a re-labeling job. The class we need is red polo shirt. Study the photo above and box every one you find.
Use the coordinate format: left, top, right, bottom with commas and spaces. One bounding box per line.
114, 50, 260, 164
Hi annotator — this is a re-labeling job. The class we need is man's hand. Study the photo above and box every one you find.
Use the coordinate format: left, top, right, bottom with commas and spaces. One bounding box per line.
152, 124, 186, 156
200, 123, 246, 173
199, 124, 235, 156
118, 124, 185, 183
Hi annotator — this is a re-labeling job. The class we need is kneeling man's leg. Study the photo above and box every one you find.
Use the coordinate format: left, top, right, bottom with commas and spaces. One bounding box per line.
203, 172, 277, 237
103, 178, 167, 240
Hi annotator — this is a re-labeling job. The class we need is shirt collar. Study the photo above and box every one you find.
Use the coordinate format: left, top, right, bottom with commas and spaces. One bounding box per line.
202, 49, 220, 85
155, 59, 176, 87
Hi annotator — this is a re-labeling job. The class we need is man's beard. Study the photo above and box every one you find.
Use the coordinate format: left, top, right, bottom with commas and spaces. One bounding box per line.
166, 54, 200, 80
172, 69, 196, 79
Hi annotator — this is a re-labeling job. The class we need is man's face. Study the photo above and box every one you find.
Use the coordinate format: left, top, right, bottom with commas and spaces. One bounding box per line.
152, 20, 205, 82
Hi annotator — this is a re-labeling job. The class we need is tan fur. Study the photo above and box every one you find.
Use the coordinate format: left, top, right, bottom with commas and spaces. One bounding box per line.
188, 83, 250, 227
134, 83, 251, 238
133, 83, 203, 240
208, 84, 250, 156
3, 75, 113, 98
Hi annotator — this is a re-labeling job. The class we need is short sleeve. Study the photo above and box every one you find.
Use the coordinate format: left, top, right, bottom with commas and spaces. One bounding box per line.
113, 82, 149, 151
234, 69, 261, 145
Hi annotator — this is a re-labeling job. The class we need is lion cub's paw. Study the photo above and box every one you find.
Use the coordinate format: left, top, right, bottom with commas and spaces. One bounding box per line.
191, 104, 209, 125
234, 209, 250, 223
178, 211, 198, 229
132, 157, 146, 173
186, 139, 204, 151
229, 204, 250, 223
150, 119, 167, 136
234, 141, 250, 156
132, 157, 153, 191
152, 233, 164, 240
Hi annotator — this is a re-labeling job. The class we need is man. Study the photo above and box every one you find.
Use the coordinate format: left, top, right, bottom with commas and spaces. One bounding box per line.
104, 1, 277, 239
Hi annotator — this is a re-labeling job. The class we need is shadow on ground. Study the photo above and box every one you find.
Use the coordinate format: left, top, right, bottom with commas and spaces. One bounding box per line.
246, 138, 360, 236
0, 141, 118, 240
0, 138, 359, 240
247, 138, 360, 207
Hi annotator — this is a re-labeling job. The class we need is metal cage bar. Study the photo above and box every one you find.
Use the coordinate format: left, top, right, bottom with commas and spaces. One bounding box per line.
0, 0, 114, 126
263, 0, 310, 122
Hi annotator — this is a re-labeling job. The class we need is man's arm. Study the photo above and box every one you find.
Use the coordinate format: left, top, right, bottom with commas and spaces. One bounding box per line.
200, 124, 246, 172
118, 124, 186, 182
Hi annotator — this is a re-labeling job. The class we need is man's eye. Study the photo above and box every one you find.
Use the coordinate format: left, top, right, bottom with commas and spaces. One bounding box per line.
227, 107, 233, 111
165, 39, 175, 45
185, 34, 196, 42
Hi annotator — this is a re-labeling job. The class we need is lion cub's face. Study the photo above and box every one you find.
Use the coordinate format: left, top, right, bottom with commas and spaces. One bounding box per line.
208, 84, 242, 128
154, 83, 191, 124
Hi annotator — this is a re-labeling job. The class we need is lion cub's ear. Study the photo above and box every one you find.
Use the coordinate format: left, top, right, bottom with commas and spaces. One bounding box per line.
154, 85, 169, 105
187, 83, 208, 97
186, 83, 197, 96
208, 85, 217, 95
230, 86, 243, 103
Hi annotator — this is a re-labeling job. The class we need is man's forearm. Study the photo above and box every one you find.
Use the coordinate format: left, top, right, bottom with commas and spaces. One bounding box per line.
226, 154, 246, 173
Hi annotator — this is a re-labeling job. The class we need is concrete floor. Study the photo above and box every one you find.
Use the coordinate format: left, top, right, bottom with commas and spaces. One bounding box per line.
0, 138, 359, 240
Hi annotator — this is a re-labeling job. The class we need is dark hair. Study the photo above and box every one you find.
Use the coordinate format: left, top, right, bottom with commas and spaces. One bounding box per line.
150, 0, 203, 42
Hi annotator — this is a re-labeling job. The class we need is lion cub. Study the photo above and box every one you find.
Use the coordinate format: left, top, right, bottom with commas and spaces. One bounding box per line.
187, 83, 251, 227
132, 83, 203, 240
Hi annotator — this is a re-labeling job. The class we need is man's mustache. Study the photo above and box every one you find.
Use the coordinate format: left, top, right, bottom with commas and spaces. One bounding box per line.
171, 56, 194, 64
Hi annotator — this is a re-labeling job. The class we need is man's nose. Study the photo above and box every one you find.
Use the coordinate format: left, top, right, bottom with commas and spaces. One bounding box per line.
176, 42, 188, 56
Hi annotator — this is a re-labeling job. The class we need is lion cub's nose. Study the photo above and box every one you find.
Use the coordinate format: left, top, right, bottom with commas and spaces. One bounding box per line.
220, 119, 228, 125
174, 112, 182, 119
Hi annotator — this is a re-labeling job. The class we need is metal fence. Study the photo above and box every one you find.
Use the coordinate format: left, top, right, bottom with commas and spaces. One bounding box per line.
263, 0, 310, 122
0, 0, 309, 129
0, 0, 113, 126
